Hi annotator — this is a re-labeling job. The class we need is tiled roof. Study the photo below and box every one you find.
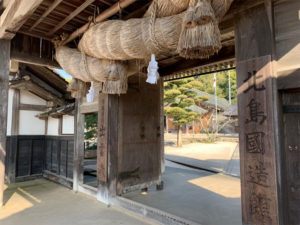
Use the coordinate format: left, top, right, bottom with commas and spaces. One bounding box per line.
191, 89, 231, 110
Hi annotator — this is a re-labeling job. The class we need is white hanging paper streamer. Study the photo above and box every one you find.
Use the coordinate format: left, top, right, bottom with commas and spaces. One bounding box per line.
86, 81, 95, 103
146, 54, 159, 84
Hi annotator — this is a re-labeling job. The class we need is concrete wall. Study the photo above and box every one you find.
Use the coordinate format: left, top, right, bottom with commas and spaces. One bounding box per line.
19, 110, 45, 135
20, 90, 46, 105
17, 90, 46, 135
47, 117, 59, 136
7, 89, 47, 135
62, 115, 74, 135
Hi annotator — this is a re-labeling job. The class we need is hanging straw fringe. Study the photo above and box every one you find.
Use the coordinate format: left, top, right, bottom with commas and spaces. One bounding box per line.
55, 0, 232, 95
177, 0, 221, 59
102, 74, 128, 95
67, 78, 90, 99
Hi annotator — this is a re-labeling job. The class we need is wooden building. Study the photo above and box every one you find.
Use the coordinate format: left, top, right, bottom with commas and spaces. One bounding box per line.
1, 0, 300, 225
5, 61, 75, 186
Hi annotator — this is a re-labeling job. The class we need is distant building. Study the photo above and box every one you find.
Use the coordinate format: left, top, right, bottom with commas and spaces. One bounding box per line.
165, 90, 232, 134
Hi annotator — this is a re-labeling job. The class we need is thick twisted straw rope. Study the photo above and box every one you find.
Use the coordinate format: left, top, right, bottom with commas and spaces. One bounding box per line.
148, 0, 165, 53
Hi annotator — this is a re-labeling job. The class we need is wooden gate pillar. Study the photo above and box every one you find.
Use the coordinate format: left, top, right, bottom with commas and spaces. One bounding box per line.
0, 39, 10, 207
96, 94, 118, 204
235, 3, 282, 225
73, 98, 85, 192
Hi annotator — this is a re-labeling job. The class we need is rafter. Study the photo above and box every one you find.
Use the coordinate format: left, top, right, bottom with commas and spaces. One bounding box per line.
60, 0, 138, 46
0, 0, 43, 39
29, 0, 64, 31
47, 0, 95, 36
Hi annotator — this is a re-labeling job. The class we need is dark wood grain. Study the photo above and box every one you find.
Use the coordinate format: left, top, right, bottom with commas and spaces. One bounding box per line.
235, 4, 281, 225
282, 91, 300, 224
117, 75, 162, 195
73, 99, 85, 192
0, 40, 10, 207
237, 55, 280, 225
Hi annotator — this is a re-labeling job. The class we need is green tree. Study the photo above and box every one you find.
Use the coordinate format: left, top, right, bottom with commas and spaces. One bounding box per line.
194, 70, 237, 103
164, 70, 237, 146
164, 78, 203, 147
85, 113, 98, 150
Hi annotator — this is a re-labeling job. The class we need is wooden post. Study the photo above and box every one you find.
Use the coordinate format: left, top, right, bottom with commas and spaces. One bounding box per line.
192, 120, 195, 134
58, 116, 63, 135
160, 79, 165, 174
97, 94, 119, 204
235, 4, 282, 225
73, 98, 85, 192
165, 116, 169, 133
11, 89, 19, 135
0, 40, 10, 207
6, 89, 19, 184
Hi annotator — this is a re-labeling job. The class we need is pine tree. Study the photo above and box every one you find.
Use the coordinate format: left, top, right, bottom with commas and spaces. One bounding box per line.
164, 78, 206, 147
164, 70, 237, 147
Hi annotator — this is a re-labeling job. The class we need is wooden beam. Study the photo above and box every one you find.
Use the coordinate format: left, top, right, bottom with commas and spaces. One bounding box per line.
29, 0, 64, 32
19, 104, 48, 111
79, 102, 98, 114
159, 45, 235, 76
17, 30, 52, 41
226, 0, 264, 16
47, 0, 95, 36
27, 65, 68, 94
0, 0, 10, 10
60, 0, 138, 45
10, 80, 65, 106
0, 40, 10, 207
99, 0, 113, 6
98, 0, 130, 14
19, 71, 64, 99
0, 0, 43, 39
123, 3, 150, 20
10, 50, 60, 68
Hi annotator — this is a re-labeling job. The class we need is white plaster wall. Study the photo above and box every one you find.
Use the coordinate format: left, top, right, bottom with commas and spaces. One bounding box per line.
20, 90, 46, 105
6, 89, 14, 135
47, 117, 59, 136
62, 115, 74, 134
19, 110, 45, 135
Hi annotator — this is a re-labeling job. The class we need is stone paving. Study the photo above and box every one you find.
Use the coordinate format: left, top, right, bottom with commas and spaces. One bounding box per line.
1, 180, 156, 225
125, 160, 242, 225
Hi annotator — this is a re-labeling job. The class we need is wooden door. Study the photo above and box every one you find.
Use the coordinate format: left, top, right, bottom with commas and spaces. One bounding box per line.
282, 91, 300, 224
117, 75, 163, 195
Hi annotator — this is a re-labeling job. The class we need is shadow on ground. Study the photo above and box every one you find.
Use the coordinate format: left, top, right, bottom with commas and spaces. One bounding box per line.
124, 161, 242, 225
1, 180, 155, 225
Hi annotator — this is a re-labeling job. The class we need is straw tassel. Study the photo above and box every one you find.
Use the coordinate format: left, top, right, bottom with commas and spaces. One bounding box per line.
177, 0, 221, 59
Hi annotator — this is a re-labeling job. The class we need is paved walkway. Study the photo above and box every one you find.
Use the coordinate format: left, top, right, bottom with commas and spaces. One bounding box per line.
125, 161, 242, 225
165, 142, 240, 177
1, 180, 156, 225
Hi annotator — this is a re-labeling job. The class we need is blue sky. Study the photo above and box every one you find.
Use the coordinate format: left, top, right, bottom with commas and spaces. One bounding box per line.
55, 69, 72, 80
